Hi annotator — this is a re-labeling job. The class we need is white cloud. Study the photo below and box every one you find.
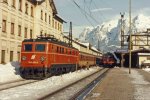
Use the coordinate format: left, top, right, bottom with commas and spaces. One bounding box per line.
91, 8, 113, 12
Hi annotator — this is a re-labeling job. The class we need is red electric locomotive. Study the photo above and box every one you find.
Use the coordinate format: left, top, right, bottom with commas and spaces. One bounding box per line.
102, 53, 116, 68
20, 36, 79, 78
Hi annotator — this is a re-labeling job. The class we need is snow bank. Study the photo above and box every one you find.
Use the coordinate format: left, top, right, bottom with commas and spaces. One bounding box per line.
0, 67, 100, 99
0, 62, 22, 83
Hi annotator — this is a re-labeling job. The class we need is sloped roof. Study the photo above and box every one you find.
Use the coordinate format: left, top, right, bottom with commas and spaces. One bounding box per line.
28, 0, 57, 14
54, 15, 66, 23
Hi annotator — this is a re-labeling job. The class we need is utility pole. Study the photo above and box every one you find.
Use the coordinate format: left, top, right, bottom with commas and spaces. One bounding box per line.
69, 22, 72, 47
98, 40, 100, 51
120, 12, 125, 49
120, 12, 125, 68
129, 0, 132, 74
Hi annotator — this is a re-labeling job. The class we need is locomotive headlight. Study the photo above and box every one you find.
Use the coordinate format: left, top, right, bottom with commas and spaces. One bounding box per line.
22, 56, 27, 60
40, 56, 45, 62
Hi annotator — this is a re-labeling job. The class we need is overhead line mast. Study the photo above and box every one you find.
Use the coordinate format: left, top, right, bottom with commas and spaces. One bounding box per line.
69, 22, 73, 47
120, 12, 125, 49
129, 0, 132, 74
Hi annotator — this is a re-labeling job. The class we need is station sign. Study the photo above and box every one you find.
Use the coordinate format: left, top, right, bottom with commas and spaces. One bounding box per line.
116, 49, 128, 53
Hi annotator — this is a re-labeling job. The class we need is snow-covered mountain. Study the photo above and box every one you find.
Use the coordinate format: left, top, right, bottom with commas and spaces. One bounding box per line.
79, 14, 150, 53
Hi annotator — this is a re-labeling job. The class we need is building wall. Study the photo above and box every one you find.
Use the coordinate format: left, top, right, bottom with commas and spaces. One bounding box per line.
131, 34, 150, 50
0, 0, 63, 64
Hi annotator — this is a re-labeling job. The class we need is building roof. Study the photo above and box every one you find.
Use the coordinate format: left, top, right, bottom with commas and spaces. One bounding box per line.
29, 0, 57, 14
54, 15, 66, 23
115, 48, 150, 54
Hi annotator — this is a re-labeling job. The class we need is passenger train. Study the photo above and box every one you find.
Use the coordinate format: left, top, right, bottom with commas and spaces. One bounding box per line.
20, 36, 102, 79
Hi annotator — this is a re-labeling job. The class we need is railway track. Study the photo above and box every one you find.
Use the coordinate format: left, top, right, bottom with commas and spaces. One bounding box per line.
38, 68, 110, 100
0, 79, 39, 91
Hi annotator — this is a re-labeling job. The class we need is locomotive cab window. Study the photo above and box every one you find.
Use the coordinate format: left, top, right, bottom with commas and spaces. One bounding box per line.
24, 44, 32, 51
35, 44, 45, 52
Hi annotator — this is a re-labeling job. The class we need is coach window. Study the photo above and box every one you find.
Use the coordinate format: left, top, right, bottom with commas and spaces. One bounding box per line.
66, 49, 68, 54
81, 55, 82, 60
57, 46, 59, 53
70, 50, 71, 55
59, 47, 60, 53
60, 47, 61, 53
24, 44, 32, 51
35, 44, 45, 52
62, 48, 64, 53
51, 45, 53, 52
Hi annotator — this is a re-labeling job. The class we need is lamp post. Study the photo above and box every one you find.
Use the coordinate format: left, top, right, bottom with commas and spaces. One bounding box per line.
129, 0, 132, 74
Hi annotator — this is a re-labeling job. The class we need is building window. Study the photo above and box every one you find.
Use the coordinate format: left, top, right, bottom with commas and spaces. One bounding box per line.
31, 6, 33, 17
12, 0, 15, 8
30, 29, 32, 39
40, 30, 43, 35
41, 10, 43, 20
24, 27, 27, 38
45, 13, 47, 22
49, 15, 51, 24
2, 20, 6, 32
25, 3, 28, 14
19, 0, 22, 11
57, 23, 59, 30
18, 25, 21, 36
60, 25, 62, 31
52, 19, 54, 28
10, 51, 13, 62
3, 0, 7, 3
1, 50, 5, 64
55, 21, 57, 29
11, 23, 14, 35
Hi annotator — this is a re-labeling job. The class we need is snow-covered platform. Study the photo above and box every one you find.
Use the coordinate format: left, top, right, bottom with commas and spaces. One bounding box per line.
85, 68, 150, 100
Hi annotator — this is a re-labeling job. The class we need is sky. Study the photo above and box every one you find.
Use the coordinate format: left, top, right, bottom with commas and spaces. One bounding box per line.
54, 0, 150, 38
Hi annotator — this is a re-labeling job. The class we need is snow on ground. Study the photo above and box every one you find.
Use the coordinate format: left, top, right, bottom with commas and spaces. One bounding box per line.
0, 62, 22, 83
124, 69, 150, 100
0, 66, 100, 100
142, 67, 150, 73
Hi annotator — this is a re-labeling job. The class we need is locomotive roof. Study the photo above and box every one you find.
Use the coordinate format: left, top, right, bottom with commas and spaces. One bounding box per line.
23, 36, 78, 50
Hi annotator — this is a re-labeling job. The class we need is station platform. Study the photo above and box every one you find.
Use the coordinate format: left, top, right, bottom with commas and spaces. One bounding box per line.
85, 68, 150, 100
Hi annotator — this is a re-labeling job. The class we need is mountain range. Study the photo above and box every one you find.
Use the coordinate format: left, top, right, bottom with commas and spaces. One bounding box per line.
79, 14, 150, 53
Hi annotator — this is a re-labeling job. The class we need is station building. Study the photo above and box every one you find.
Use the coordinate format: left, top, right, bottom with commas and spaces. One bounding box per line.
115, 29, 150, 68
0, 0, 64, 64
